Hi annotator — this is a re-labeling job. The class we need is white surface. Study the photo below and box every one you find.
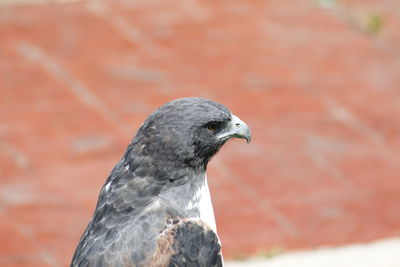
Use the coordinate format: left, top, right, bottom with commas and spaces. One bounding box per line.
225, 238, 400, 267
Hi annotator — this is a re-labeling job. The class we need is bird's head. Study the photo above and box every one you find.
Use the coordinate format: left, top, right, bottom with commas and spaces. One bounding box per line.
130, 97, 251, 173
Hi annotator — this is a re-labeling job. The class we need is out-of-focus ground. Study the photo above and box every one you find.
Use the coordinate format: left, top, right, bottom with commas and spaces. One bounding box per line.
226, 238, 400, 267
1, 0, 400, 266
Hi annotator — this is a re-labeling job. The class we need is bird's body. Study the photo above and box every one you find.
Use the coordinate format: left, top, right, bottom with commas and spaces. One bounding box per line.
71, 98, 251, 267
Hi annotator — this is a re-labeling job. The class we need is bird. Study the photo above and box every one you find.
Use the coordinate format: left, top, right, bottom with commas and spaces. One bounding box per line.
71, 97, 251, 267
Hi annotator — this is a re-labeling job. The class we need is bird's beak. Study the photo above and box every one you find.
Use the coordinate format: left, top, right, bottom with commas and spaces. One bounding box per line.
217, 114, 251, 144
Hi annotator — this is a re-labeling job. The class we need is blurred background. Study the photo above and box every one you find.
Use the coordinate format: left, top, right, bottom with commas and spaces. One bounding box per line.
1, 0, 400, 266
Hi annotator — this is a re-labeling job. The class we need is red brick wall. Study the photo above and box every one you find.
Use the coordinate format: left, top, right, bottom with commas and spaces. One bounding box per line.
1, 0, 400, 265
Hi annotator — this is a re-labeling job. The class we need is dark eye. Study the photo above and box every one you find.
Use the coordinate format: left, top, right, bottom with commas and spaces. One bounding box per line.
207, 124, 216, 133
206, 122, 219, 133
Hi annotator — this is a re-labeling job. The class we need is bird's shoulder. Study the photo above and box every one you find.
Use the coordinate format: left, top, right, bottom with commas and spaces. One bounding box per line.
150, 218, 223, 267
71, 158, 168, 266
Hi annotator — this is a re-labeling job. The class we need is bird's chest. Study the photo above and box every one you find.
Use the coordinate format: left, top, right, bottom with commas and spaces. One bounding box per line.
186, 175, 217, 232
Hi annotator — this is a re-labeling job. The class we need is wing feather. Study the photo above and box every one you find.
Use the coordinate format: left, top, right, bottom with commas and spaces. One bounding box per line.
71, 158, 168, 267
150, 219, 223, 267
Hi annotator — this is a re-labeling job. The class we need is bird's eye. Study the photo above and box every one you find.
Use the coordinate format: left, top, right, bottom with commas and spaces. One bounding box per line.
207, 123, 218, 133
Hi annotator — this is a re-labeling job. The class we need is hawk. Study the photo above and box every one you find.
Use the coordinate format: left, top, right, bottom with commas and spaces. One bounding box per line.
71, 97, 251, 266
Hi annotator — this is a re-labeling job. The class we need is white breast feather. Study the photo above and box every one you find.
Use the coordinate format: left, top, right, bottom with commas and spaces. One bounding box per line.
199, 175, 223, 264
198, 175, 217, 232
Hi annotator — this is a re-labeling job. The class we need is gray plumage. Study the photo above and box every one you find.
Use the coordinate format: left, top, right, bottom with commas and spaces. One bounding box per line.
71, 97, 251, 267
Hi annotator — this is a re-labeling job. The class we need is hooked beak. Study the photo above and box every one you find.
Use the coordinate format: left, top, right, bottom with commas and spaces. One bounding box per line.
217, 114, 251, 144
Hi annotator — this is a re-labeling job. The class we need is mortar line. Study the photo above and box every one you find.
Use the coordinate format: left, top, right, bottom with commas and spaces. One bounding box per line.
15, 41, 130, 134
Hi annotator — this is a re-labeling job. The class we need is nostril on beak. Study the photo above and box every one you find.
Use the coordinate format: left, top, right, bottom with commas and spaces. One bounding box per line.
235, 123, 241, 128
